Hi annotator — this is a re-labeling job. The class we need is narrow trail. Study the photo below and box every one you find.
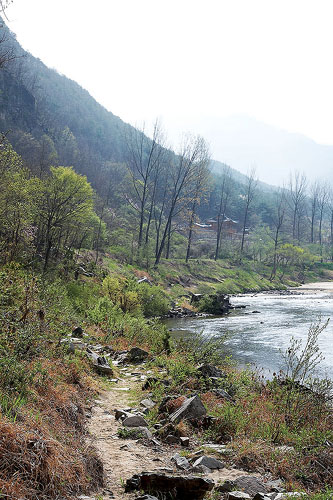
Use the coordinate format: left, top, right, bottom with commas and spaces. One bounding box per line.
86, 363, 254, 500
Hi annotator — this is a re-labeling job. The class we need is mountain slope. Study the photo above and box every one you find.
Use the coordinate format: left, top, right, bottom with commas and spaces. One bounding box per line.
195, 114, 333, 186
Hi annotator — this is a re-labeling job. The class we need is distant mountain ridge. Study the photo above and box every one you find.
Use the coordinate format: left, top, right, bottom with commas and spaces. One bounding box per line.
195, 114, 333, 186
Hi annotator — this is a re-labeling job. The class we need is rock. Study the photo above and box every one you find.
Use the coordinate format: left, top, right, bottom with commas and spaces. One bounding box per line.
115, 409, 132, 421
171, 453, 191, 471
273, 494, 305, 499
165, 434, 180, 444
213, 388, 234, 402
192, 455, 224, 470
252, 310, 261, 314
72, 326, 83, 337
216, 480, 235, 492
198, 364, 225, 378
180, 436, 190, 447
123, 415, 149, 427
253, 494, 272, 500
128, 347, 149, 363
203, 443, 232, 455
191, 464, 212, 474
234, 476, 268, 496
170, 395, 207, 423
141, 398, 156, 409
125, 472, 214, 499
142, 377, 170, 390
94, 359, 113, 376
228, 492, 251, 500
135, 496, 159, 500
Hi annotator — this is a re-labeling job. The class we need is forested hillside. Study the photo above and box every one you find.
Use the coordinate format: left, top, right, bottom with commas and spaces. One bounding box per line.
0, 18, 332, 274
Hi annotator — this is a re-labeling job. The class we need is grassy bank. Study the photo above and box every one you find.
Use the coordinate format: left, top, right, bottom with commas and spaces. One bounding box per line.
0, 257, 332, 498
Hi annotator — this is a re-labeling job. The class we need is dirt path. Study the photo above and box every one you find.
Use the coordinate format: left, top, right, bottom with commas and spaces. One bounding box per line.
87, 368, 170, 499
86, 364, 255, 500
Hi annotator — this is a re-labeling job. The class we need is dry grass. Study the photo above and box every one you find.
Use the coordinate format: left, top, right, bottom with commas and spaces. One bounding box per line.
0, 358, 104, 500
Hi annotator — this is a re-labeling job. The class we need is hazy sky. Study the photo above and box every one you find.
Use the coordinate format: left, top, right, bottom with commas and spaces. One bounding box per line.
5, 0, 333, 151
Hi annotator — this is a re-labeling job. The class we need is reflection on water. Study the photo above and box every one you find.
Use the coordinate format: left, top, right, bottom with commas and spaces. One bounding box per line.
165, 291, 333, 379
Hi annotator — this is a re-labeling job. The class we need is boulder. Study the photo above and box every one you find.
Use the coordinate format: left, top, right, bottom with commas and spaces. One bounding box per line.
115, 409, 132, 421
180, 436, 190, 447
170, 395, 207, 423
141, 398, 156, 409
92, 355, 113, 376
253, 494, 272, 500
234, 476, 268, 496
125, 472, 214, 499
165, 434, 180, 444
128, 347, 149, 363
213, 388, 234, 402
192, 455, 224, 470
217, 480, 235, 492
123, 415, 148, 427
228, 493, 251, 500
198, 364, 225, 378
72, 326, 83, 337
135, 496, 159, 500
171, 453, 191, 471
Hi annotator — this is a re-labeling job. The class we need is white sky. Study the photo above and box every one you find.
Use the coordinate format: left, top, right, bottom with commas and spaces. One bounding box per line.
5, 0, 333, 150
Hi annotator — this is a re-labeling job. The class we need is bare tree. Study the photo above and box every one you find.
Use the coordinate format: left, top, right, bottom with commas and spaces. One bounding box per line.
288, 172, 307, 242
270, 189, 286, 280
185, 145, 210, 262
309, 181, 320, 243
125, 120, 165, 249
154, 135, 209, 267
317, 183, 328, 259
214, 166, 233, 261
239, 168, 257, 261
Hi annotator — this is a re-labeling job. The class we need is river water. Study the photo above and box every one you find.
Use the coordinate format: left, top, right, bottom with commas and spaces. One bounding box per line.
166, 283, 333, 380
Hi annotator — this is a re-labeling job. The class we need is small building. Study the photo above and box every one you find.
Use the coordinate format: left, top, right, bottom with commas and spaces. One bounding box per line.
194, 216, 239, 239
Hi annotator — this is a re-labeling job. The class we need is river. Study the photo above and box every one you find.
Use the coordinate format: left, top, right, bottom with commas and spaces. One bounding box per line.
166, 282, 333, 380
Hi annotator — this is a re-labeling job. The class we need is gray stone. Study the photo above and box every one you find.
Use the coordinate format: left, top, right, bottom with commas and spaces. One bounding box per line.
234, 476, 268, 496
228, 492, 251, 500
72, 326, 83, 337
273, 494, 305, 500
165, 434, 179, 444
170, 395, 207, 423
217, 480, 235, 492
135, 496, 159, 500
94, 363, 113, 376
213, 388, 234, 402
123, 415, 148, 427
191, 464, 212, 474
198, 364, 225, 378
180, 436, 190, 447
141, 398, 156, 409
171, 452, 191, 471
128, 347, 149, 362
253, 494, 272, 500
192, 455, 224, 470
125, 472, 214, 499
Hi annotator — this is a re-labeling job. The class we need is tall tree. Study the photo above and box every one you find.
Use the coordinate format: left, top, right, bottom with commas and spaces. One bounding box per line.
154, 135, 208, 266
185, 145, 210, 262
288, 172, 307, 242
125, 120, 165, 248
239, 168, 257, 261
270, 189, 286, 280
214, 167, 233, 261
37, 166, 93, 270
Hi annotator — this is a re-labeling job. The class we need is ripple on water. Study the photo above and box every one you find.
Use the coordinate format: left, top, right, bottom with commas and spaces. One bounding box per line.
166, 291, 333, 379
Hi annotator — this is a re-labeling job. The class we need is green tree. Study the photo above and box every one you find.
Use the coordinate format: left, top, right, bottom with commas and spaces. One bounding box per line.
38, 166, 94, 270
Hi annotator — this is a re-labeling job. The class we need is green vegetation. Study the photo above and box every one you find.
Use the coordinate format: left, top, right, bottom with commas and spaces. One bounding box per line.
0, 15, 332, 500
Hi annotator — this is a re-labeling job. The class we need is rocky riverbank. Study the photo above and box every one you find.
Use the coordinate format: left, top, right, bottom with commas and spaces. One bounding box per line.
63, 330, 331, 500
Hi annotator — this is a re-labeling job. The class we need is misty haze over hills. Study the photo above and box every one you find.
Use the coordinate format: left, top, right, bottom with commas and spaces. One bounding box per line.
174, 114, 333, 186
